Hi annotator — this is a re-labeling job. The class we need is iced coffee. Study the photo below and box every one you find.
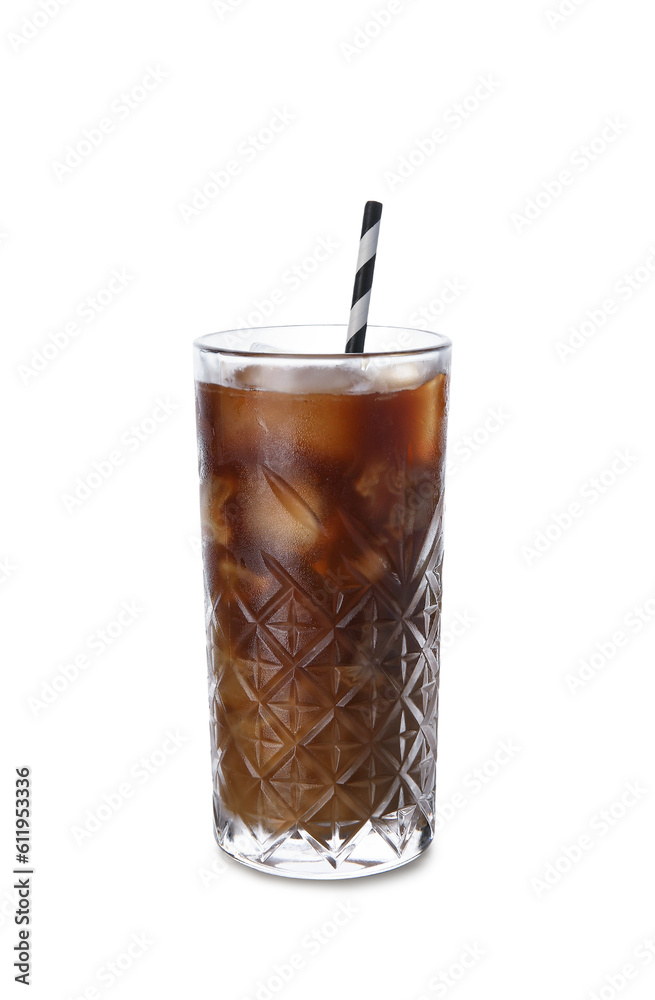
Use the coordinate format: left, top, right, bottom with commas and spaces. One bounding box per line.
195, 326, 451, 877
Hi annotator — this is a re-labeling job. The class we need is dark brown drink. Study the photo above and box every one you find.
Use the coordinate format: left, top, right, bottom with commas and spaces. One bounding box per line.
196, 356, 449, 873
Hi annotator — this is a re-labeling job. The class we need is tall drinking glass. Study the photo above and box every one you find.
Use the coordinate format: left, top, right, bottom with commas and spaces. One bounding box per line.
194, 325, 451, 878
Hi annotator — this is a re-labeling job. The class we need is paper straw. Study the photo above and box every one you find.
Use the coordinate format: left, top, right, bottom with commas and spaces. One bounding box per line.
345, 201, 383, 353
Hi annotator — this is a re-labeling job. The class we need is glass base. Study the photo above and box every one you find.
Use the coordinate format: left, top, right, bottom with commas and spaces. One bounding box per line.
213, 805, 434, 880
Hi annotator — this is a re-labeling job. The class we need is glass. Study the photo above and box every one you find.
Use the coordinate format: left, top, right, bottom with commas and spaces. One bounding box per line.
194, 325, 451, 878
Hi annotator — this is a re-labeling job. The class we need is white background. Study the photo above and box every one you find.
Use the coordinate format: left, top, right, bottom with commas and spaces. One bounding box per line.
2, 0, 655, 997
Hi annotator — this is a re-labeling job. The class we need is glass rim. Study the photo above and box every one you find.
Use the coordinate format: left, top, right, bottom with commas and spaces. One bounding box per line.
193, 324, 452, 361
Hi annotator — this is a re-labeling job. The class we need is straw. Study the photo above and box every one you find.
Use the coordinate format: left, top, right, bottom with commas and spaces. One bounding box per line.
345, 201, 383, 353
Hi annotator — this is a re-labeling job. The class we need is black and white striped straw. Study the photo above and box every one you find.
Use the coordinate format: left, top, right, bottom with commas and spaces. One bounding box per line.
345, 200, 383, 353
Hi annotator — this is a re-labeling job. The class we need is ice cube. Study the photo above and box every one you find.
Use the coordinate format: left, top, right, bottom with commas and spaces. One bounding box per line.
347, 548, 390, 583
200, 473, 235, 547
233, 364, 274, 389
263, 467, 323, 536
244, 466, 325, 556
217, 557, 268, 595
355, 463, 385, 499
370, 361, 424, 393
235, 363, 366, 396
283, 366, 366, 395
